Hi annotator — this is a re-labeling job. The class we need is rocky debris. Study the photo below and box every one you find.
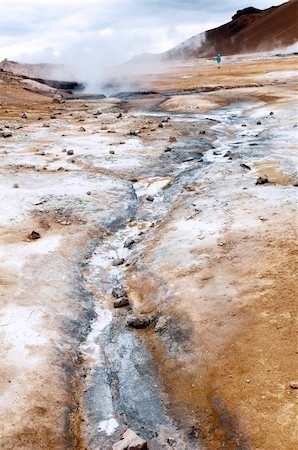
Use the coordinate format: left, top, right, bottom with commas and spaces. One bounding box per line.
62, 149, 66, 153
224, 151, 232, 158
256, 175, 269, 185
79, 126, 86, 132
112, 258, 125, 266
13, 183, 19, 188
257, 121, 262, 125
1, 131, 12, 138
240, 163, 251, 170
158, 123, 164, 128
109, 150, 115, 155
116, 112, 123, 119
289, 381, 298, 389
129, 130, 140, 136
169, 136, 177, 143
86, 191, 91, 196
67, 149, 74, 156
21, 113, 28, 119
164, 147, 172, 153
293, 179, 298, 187
269, 111, 274, 116
114, 297, 130, 308
42, 123, 50, 127
213, 151, 221, 155
155, 316, 169, 334
146, 195, 154, 202
127, 315, 151, 329
199, 130, 206, 134
50, 115, 56, 119
242, 124, 247, 127
112, 429, 147, 450
28, 230, 41, 240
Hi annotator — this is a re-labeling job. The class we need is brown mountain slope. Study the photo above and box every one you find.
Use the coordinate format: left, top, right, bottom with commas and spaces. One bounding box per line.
165, 0, 298, 58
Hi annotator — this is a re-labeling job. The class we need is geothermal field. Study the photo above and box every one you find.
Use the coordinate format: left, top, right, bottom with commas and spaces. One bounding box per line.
0, 1, 298, 448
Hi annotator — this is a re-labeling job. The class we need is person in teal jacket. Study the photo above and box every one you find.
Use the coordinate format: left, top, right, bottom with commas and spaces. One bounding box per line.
216, 53, 221, 69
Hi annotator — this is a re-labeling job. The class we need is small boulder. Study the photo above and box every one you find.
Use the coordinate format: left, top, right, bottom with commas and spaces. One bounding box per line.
289, 381, 298, 389
199, 130, 206, 135
42, 123, 50, 128
257, 121, 262, 125
164, 147, 172, 153
127, 315, 151, 329
112, 258, 125, 267
109, 150, 115, 155
112, 287, 127, 299
13, 183, 19, 188
146, 195, 154, 202
67, 149, 74, 155
114, 297, 130, 308
86, 191, 91, 195
269, 111, 274, 116
158, 123, 164, 128
1, 131, 12, 138
116, 112, 123, 119
169, 136, 177, 143
29, 231, 41, 240
256, 175, 269, 185
79, 126, 86, 132
21, 113, 28, 119
240, 163, 251, 170
213, 151, 221, 156
112, 429, 147, 450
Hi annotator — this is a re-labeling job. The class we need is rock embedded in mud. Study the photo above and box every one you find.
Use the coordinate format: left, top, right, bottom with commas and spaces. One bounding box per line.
256, 175, 269, 185
112, 258, 125, 266
114, 297, 130, 308
164, 147, 172, 152
199, 130, 206, 134
257, 121, 262, 125
86, 191, 91, 195
240, 163, 251, 170
109, 150, 115, 155
289, 381, 298, 389
112, 287, 127, 299
42, 123, 50, 127
270, 111, 274, 116
67, 149, 74, 155
146, 195, 154, 202
79, 126, 86, 132
127, 315, 151, 329
1, 131, 12, 138
112, 429, 147, 450
29, 230, 41, 240
169, 136, 177, 143
13, 183, 19, 188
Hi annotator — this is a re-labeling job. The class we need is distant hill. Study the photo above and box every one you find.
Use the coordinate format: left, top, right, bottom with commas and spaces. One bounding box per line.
165, 0, 298, 58
0, 59, 76, 81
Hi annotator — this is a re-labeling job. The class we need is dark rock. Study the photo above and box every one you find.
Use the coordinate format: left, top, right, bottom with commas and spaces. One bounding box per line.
127, 316, 151, 329
124, 238, 135, 248
164, 147, 172, 152
1, 131, 12, 138
256, 175, 269, 185
109, 150, 115, 155
112, 258, 125, 266
158, 123, 164, 128
240, 163, 251, 170
289, 381, 298, 389
129, 130, 139, 136
213, 151, 221, 155
269, 112, 274, 116
13, 183, 19, 188
241, 124, 247, 127
62, 149, 66, 153
86, 191, 91, 195
257, 121, 262, 125
224, 151, 232, 158
114, 297, 130, 308
29, 231, 41, 240
116, 112, 123, 119
50, 115, 56, 119
146, 195, 154, 202
21, 113, 28, 119
42, 123, 50, 127
169, 136, 177, 142
199, 130, 206, 134
67, 149, 74, 155
79, 126, 86, 131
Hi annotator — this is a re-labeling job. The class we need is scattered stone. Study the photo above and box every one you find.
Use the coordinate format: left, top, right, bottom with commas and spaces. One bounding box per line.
67, 149, 74, 155
124, 237, 135, 248
1, 131, 12, 138
86, 191, 91, 195
257, 121, 262, 125
109, 150, 115, 155
199, 130, 206, 135
71, 159, 76, 163
158, 123, 164, 128
50, 115, 56, 119
78, 118, 85, 122
269, 111, 274, 116
4, 124, 10, 128
79, 126, 86, 132
13, 183, 19, 188
114, 297, 130, 308
42, 123, 50, 127
129, 130, 139, 136
155, 316, 168, 333
101, 126, 108, 130
256, 175, 269, 185
213, 151, 221, 155
289, 381, 298, 389
21, 113, 28, 119
146, 195, 154, 202
116, 112, 123, 119
62, 149, 66, 153
293, 179, 298, 187
169, 136, 177, 143
259, 216, 268, 221
112, 258, 125, 266
164, 147, 172, 152
112, 429, 147, 450
241, 124, 247, 127
129, 178, 138, 183
29, 231, 41, 240
223, 151, 232, 158
112, 287, 127, 299
127, 316, 151, 329
240, 163, 251, 170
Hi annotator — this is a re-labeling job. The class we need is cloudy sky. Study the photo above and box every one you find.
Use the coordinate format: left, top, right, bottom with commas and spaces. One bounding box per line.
0, 0, 280, 66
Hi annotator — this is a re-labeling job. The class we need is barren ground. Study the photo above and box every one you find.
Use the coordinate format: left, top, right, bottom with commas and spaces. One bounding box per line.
0, 54, 297, 450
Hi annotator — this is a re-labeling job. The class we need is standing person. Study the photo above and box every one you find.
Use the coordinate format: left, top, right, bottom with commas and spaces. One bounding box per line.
216, 53, 221, 69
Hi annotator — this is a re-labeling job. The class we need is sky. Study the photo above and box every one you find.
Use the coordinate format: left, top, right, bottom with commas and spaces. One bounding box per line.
0, 0, 282, 64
